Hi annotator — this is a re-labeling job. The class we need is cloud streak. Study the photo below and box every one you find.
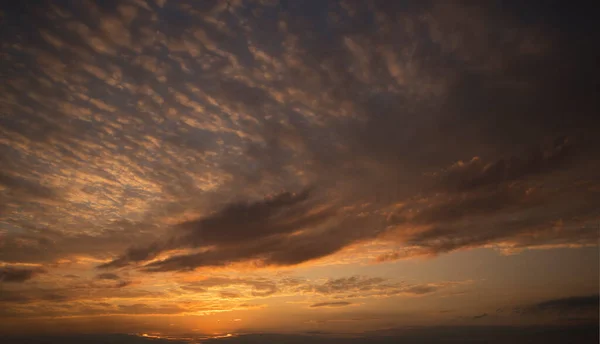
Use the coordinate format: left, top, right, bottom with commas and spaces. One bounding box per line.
98, 189, 358, 271
0, 266, 46, 283
310, 301, 352, 308
515, 295, 600, 319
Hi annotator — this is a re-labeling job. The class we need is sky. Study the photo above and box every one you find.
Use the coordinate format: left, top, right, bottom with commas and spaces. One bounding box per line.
0, 0, 599, 340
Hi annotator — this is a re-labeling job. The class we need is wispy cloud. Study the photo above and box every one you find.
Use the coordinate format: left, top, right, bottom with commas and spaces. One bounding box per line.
515, 294, 600, 319
310, 301, 352, 308
0, 266, 46, 283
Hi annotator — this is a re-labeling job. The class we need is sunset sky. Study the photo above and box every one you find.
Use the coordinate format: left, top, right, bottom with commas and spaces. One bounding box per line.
0, 0, 598, 341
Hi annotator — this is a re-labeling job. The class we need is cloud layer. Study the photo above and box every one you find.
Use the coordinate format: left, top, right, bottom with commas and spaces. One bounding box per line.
0, 0, 598, 327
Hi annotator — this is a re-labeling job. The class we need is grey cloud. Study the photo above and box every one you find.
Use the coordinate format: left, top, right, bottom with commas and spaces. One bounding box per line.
403, 285, 440, 295
517, 295, 599, 317
216, 78, 275, 111
307, 276, 385, 295
299, 276, 459, 299
251, 286, 278, 297
101, 189, 365, 271
174, 189, 317, 246
116, 303, 184, 315
310, 301, 352, 308
98, 242, 166, 269
436, 136, 579, 193
95, 273, 120, 280
95, 273, 131, 288
0, 224, 160, 265
0, 266, 46, 283
382, 146, 600, 259
0, 172, 61, 203
0, 286, 164, 305
0, 290, 70, 304
138, 219, 361, 272
219, 291, 242, 299
392, 187, 524, 227
115, 280, 132, 288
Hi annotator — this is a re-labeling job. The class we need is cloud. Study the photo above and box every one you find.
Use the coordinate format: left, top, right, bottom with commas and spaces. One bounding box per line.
0, 172, 62, 204
472, 313, 488, 320
94, 273, 132, 288
173, 189, 317, 246
0, 289, 70, 304
117, 303, 184, 315
0, 266, 46, 283
99, 189, 368, 271
0, 0, 598, 325
115, 280, 132, 288
183, 276, 279, 297
98, 242, 166, 269
0, 0, 597, 273
95, 273, 120, 280
302, 276, 464, 299
435, 136, 579, 193
310, 301, 352, 308
0, 284, 163, 305
0, 225, 159, 265
516, 295, 600, 318
380, 139, 600, 260
403, 285, 440, 295
176, 275, 465, 302
219, 291, 242, 299
305, 276, 385, 295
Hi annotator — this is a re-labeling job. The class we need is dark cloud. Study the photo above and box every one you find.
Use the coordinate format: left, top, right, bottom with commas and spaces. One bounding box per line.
381, 143, 600, 259
98, 242, 166, 269
310, 301, 352, 308
174, 189, 318, 246
219, 291, 242, 299
114, 280, 132, 288
0, 266, 46, 283
306, 277, 385, 295
517, 295, 600, 318
472, 313, 488, 320
298, 276, 461, 299
436, 136, 580, 193
392, 188, 524, 227
0, 285, 164, 306
0, 224, 159, 265
533, 295, 600, 313
94, 272, 132, 288
0, 290, 70, 304
403, 285, 440, 295
0, 173, 61, 203
99, 189, 371, 271
95, 273, 120, 280
116, 303, 184, 315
